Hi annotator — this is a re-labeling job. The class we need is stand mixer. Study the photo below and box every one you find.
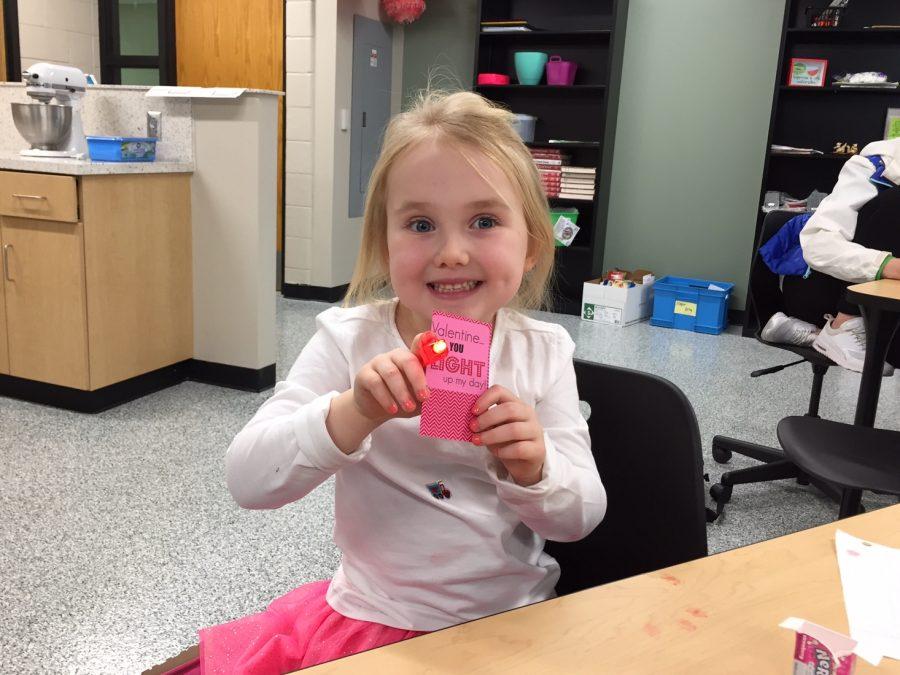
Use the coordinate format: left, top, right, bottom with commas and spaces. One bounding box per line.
11, 63, 88, 159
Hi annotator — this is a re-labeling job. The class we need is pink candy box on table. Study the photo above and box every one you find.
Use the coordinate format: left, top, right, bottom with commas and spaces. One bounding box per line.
780, 617, 880, 675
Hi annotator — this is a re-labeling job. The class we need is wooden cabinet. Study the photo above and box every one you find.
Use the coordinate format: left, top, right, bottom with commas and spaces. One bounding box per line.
0, 252, 7, 375
1, 217, 90, 388
0, 170, 78, 222
0, 170, 192, 391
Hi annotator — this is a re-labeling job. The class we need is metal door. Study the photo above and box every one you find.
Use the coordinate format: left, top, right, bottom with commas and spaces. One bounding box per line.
349, 15, 393, 218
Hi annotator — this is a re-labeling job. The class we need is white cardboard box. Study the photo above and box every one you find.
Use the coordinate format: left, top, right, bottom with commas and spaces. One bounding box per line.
581, 273, 655, 326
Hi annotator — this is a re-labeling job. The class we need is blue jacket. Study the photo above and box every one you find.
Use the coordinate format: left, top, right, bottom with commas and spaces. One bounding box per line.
759, 212, 812, 277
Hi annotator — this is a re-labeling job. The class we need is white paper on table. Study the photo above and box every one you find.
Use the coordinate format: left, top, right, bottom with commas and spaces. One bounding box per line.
835, 529, 900, 660
146, 86, 246, 99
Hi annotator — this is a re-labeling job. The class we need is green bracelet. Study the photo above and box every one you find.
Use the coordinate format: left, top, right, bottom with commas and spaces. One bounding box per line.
876, 254, 894, 280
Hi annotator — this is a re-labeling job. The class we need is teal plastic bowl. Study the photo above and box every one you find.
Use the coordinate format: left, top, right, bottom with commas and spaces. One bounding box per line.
514, 52, 548, 85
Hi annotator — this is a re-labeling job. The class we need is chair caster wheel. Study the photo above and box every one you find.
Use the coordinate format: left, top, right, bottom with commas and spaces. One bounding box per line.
710, 483, 732, 504
712, 446, 732, 464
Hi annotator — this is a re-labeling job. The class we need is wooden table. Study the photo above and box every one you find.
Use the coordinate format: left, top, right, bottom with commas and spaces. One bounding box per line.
303, 505, 900, 674
846, 279, 900, 428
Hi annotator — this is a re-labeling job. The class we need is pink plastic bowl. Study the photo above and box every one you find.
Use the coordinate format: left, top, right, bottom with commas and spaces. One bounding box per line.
477, 73, 510, 86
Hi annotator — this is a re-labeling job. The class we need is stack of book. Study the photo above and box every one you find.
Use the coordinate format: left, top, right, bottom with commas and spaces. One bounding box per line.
481, 20, 538, 33
530, 148, 570, 198
559, 166, 596, 201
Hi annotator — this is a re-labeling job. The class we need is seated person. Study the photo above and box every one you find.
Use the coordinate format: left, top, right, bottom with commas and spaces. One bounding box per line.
769, 138, 900, 374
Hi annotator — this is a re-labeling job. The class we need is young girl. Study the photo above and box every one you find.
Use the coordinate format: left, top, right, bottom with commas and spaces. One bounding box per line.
199, 90, 606, 673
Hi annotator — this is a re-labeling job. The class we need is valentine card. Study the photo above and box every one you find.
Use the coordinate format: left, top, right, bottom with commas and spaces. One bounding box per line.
419, 311, 492, 441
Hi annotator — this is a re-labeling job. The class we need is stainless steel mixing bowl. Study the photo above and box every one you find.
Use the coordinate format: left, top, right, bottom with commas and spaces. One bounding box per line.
11, 102, 72, 150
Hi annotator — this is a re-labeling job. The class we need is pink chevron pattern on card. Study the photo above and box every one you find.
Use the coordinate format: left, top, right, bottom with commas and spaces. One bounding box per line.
420, 310, 492, 441
420, 389, 479, 441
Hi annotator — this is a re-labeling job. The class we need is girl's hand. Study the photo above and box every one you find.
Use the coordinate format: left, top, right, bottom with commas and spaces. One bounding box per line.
352, 333, 431, 422
471, 385, 546, 487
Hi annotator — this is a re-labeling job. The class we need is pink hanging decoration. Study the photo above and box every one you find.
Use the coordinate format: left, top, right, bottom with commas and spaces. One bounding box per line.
381, 0, 426, 24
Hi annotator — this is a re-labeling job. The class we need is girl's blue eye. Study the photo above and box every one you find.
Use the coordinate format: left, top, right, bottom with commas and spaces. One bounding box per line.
410, 219, 434, 233
474, 216, 497, 230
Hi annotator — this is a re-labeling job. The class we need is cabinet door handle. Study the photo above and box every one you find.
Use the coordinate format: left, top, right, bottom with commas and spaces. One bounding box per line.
2, 244, 11, 282
12, 193, 47, 200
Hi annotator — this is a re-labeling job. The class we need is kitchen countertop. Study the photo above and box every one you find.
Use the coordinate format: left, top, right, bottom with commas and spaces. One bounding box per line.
0, 152, 194, 175
0, 83, 285, 96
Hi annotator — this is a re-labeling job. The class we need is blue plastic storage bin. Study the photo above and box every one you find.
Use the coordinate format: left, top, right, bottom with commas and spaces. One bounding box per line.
86, 136, 157, 162
650, 276, 734, 335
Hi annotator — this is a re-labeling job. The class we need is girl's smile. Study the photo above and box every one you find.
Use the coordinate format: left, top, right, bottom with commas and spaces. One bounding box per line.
426, 278, 484, 299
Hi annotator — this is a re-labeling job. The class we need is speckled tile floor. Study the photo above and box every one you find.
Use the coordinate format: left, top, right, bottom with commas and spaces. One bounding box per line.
1, 296, 898, 674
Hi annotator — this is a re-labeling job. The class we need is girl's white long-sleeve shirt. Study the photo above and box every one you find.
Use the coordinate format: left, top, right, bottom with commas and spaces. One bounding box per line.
799, 138, 899, 283
225, 299, 606, 631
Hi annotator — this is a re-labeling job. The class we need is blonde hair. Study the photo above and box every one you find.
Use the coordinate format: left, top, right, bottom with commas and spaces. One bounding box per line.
344, 89, 555, 311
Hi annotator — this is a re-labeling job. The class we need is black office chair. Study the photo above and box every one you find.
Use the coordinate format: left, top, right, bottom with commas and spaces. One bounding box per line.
778, 417, 900, 518
545, 359, 708, 595
708, 210, 842, 519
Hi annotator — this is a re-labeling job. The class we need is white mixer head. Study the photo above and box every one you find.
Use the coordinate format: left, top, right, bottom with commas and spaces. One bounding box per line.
17, 63, 89, 158
23, 63, 88, 102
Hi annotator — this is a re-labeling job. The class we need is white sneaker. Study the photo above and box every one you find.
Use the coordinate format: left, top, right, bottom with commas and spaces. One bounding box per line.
812, 314, 895, 376
761, 312, 819, 346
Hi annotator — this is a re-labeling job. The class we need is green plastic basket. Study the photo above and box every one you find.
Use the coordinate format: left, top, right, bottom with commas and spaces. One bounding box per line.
550, 207, 579, 247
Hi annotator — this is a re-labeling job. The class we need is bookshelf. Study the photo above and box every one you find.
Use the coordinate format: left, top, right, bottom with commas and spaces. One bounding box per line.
473, 0, 629, 315
745, 0, 900, 334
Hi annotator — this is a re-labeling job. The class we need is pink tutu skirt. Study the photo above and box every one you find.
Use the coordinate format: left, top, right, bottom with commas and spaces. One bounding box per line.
194, 580, 427, 674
